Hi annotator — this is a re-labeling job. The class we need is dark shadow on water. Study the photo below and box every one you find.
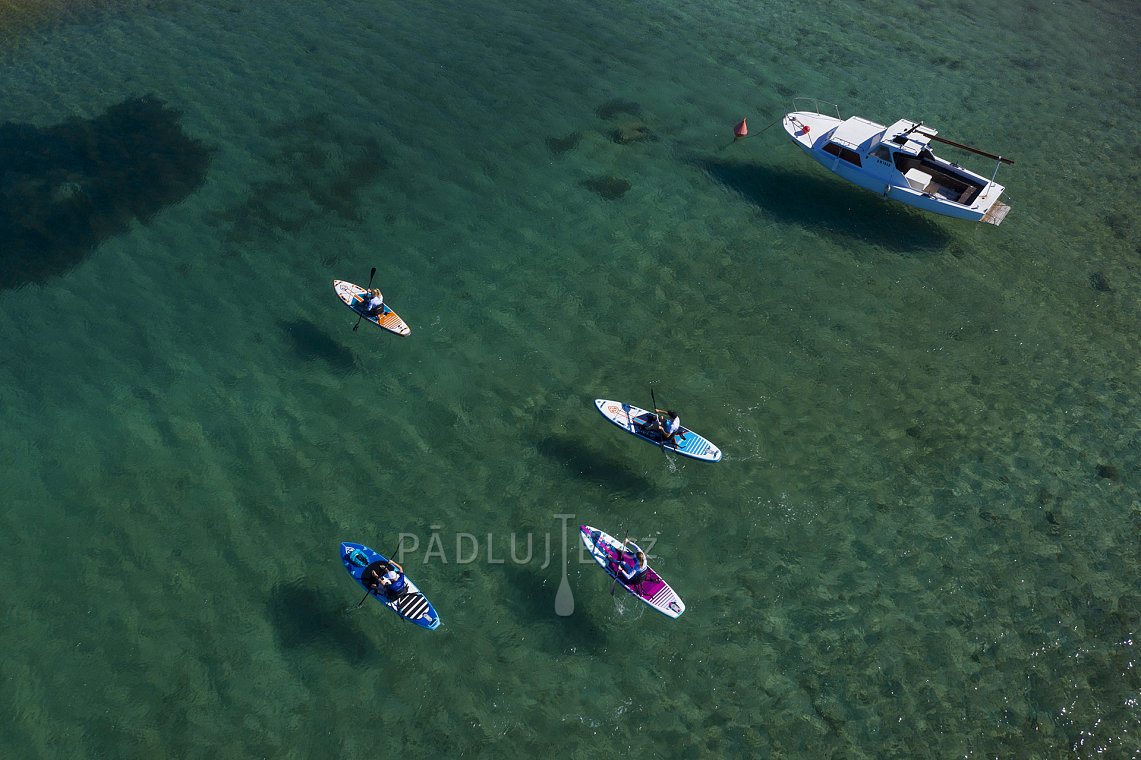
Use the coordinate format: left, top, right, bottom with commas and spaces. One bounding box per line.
0, 95, 212, 290
279, 318, 356, 372
696, 158, 951, 252
267, 579, 375, 664
536, 433, 655, 496
501, 563, 609, 653
215, 112, 388, 244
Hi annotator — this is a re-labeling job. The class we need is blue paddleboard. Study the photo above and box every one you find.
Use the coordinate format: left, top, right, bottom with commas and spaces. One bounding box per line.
341, 542, 441, 630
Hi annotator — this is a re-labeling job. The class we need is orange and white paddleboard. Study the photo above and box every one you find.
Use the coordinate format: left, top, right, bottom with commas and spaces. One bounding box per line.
333, 279, 411, 337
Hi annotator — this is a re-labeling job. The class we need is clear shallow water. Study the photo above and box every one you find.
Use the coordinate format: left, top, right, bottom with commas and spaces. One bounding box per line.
0, 0, 1137, 756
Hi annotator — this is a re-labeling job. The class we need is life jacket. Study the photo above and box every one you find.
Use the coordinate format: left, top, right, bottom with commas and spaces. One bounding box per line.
383, 566, 406, 595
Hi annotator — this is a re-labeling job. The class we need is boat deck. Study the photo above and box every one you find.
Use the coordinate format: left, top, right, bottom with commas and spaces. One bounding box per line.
898, 156, 983, 205
982, 202, 1011, 226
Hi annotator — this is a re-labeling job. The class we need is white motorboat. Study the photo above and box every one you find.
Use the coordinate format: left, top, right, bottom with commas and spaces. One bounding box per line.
783, 98, 1013, 225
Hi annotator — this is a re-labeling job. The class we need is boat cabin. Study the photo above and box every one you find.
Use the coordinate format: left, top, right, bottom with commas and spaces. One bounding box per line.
819, 117, 985, 205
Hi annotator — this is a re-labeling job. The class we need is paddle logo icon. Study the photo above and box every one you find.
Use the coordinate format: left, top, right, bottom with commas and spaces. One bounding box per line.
553, 513, 575, 616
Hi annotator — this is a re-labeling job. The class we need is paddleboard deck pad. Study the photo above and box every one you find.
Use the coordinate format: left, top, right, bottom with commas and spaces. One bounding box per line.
341, 542, 441, 630
333, 279, 411, 336
579, 525, 685, 619
594, 399, 722, 462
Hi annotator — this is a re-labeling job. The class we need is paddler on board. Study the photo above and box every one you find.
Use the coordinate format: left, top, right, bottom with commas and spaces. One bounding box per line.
361, 559, 406, 599
617, 541, 649, 584
361, 288, 388, 318
377, 560, 408, 599
644, 409, 684, 446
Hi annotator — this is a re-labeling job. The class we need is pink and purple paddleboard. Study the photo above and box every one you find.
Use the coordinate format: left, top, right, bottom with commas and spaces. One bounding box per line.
579, 525, 685, 619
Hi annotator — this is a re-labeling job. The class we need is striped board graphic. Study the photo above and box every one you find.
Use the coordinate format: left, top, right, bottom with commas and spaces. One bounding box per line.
594, 399, 722, 462
579, 525, 685, 619
333, 279, 411, 336
340, 541, 441, 630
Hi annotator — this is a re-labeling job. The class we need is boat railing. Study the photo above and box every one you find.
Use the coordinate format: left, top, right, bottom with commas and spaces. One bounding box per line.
792, 97, 841, 120
829, 134, 863, 152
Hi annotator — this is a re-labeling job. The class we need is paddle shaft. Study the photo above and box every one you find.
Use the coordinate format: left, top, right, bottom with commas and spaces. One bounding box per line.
650, 387, 667, 453
609, 532, 629, 595
353, 267, 378, 331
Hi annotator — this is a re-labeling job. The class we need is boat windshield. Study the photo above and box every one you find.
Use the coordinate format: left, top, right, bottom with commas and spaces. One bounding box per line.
823, 142, 862, 167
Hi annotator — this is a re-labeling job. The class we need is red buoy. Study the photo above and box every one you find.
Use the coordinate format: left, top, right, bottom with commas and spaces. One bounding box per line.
734, 118, 748, 138
802, 124, 810, 134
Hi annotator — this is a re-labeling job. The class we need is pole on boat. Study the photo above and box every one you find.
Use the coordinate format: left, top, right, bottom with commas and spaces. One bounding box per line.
919, 131, 1014, 165
981, 157, 1005, 199
910, 126, 1013, 200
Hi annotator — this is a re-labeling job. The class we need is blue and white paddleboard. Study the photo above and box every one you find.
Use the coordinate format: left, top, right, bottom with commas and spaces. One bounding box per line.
341, 542, 441, 630
594, 399, 722, 462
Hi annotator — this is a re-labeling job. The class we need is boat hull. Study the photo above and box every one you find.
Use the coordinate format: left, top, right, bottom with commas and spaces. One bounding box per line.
783, 110, 1009, 224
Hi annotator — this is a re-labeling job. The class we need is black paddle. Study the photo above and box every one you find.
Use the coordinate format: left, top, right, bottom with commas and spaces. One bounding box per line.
352, 267, 377, 332
609, 530, 629, 595
650, 387, 667, 453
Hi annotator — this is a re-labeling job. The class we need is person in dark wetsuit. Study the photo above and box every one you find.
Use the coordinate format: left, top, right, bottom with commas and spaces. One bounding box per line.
645, 409, 683, 446
362, 564, 385, 594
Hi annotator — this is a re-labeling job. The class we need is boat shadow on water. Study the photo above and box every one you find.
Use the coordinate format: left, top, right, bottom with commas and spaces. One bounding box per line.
266, 579, 380, 664
535, 433, 656, 496
696, 158, 952, 253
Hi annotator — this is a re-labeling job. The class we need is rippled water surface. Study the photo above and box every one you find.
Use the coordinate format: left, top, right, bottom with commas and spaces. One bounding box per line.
0, 0, 1137, 756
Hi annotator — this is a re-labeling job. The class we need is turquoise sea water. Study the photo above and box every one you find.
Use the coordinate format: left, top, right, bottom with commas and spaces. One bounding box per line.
0, 0, 1137, 756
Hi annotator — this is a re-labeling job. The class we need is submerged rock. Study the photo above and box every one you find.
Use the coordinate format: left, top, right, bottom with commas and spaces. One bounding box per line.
1095, 464, 1119, 480
596, 98, 641, 120
0, 95, 211, 290
612, 121, 655, 144
1089, 271, 1111, 292
545, 132, 581, 155
580, 175, 630, 200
